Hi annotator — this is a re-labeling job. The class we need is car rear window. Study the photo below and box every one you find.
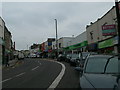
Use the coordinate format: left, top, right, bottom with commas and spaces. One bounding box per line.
85, 57, 109, 73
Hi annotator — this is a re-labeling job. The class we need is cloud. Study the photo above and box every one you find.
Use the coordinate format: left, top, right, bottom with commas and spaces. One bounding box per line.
2, 2, 114, 50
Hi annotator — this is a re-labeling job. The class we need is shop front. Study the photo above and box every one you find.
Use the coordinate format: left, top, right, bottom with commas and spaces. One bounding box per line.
98, 36, 118, 54
87, 43, 98, 52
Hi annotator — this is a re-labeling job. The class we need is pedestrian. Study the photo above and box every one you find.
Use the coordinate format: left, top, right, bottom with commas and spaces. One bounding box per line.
5, 53, 9, 67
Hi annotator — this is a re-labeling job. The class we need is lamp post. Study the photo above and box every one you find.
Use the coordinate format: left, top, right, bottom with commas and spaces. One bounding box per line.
55, 19, 58, 58
27, 45, 28, 50
115, 0, 120, 58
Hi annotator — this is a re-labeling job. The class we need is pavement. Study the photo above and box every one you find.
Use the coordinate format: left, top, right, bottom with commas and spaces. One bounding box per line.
2, 59, 23, 69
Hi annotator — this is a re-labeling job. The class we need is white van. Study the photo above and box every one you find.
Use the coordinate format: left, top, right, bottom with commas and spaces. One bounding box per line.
18, 52, 24, 60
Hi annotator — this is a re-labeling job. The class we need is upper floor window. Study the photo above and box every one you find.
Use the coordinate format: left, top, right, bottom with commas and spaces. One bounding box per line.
59, 43, 61, 48
90, 31, 93, 40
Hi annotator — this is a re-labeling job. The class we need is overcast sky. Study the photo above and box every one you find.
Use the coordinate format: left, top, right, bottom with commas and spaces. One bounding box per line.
2, 2, 115, 50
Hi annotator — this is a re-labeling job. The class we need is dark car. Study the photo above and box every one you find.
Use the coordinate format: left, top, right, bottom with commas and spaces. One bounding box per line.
69, 53, 80, 66
76, 52, 98, 67
65, 53, 72, 62
70, 52, 90, 66
75, 52, 91, 67
76, 55, 120, 89
57, 54, 66, 61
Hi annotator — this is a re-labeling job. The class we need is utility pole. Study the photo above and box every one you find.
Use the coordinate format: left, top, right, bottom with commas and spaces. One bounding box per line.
27, 45, 28, 50
55, 19, 58, 58
115, 0, 120, 58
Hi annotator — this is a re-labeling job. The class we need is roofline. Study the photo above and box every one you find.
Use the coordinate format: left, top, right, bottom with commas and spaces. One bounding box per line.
59, 37, 74, 40
86, 6, 115, 28
0, 17, 5, 24
5, 25, 12, 35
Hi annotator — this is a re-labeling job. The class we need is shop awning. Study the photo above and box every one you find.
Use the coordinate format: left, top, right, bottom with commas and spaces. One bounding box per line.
63, 41, 88, 50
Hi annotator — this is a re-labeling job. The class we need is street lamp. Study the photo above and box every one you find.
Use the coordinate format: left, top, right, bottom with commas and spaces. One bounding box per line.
54, 19, 59, 58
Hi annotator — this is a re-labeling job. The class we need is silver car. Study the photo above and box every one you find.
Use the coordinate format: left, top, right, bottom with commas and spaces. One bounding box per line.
76, 55, 120, 89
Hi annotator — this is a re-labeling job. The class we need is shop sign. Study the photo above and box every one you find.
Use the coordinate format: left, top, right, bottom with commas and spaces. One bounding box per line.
98, 38, 114, 49
81, 41, 88, 47
65, 41, 88, 50
102, 25, 116, 36
48, 42, 52, 46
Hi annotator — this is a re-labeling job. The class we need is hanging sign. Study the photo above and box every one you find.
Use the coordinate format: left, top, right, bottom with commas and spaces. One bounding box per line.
102, 24, 116, 36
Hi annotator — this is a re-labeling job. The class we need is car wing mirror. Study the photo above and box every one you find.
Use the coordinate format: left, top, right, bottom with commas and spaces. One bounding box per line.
75, 67, 83, 72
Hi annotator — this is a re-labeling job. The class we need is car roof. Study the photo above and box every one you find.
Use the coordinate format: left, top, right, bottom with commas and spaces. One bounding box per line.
89, 54, 112, 58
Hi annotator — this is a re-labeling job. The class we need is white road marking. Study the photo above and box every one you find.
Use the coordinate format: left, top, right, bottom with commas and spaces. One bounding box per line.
38, 61, 41, 65
15, 72, 25, 77
47, 60, 66, 89
1, 72, 26, 83
39, 63, 41, 65
32, 66, 39, 71
1, 78, 12, 83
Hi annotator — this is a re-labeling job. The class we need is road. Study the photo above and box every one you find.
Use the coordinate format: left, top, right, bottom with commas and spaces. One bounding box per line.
2, 58, 80, 89
56, 61, 80, 88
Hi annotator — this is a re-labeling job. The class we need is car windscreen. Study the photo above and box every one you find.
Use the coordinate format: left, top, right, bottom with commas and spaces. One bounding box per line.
85, 57, 109, 73
67, 54, 71, 57
71, 54, 79, 58
105, 57, 119, 74
82, 53, 89, 59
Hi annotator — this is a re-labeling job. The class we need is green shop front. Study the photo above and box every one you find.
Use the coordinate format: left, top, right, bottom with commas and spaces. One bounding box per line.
63, 41, 88, 53
98, 36, 118, 54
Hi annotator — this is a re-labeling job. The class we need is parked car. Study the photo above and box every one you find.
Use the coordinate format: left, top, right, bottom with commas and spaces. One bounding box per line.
75, 52, 90, 67
76, 55, 120, 89
49, 54, 56, 59
69, 53, 80, 66
57, 54, 66, 61
76, 52, 97, 67
30, 54, 36, 58
65, 53, 72, 62
70, 52, 91, 66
